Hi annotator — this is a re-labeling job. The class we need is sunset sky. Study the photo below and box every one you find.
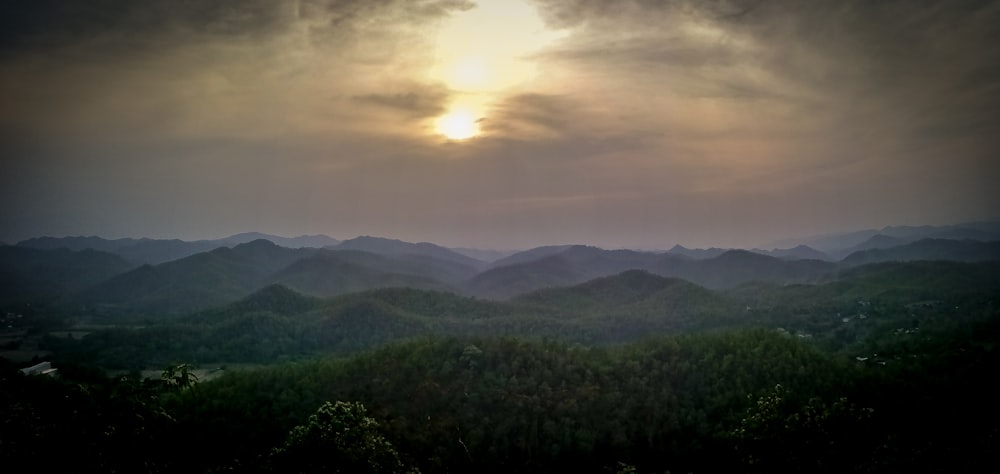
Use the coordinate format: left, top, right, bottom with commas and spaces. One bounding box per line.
2, 0, 998, 249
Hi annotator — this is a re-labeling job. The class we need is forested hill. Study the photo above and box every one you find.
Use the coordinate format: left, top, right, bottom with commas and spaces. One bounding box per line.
41, 261, 1000, 369
5, 242, 999, 473
8, 324, 998, 473
0, 246, 135, 308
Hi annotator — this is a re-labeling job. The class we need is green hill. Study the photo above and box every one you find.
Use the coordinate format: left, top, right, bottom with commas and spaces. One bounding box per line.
0, 246, 135, 309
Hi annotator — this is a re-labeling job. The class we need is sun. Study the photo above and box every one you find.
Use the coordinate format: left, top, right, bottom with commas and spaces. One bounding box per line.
425, 0, 567, 142
436, 109, 479, 140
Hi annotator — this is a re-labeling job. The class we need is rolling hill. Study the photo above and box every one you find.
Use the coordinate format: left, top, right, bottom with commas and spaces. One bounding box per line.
78, 240, 481, 315
80, 240, 319, 314
0, 245, 136, 308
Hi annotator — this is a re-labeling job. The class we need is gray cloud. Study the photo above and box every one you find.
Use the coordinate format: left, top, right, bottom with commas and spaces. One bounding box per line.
533, 0, 1000, 164
482, 93, 584, 137
352, 89, 449, 117
0, 0, 475, 144
0, 0, 474, 53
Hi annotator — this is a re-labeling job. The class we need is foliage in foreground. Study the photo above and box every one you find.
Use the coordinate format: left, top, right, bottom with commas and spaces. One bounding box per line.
5, 322, 999, 473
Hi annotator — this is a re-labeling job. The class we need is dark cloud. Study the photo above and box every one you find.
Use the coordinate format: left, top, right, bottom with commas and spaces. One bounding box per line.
482, 93, 580, 137
0, 0, 474, 59
534, 0, 1000, 155
351, 89, 449, 117
0, 0, 290, 56
0, 0, 475, 143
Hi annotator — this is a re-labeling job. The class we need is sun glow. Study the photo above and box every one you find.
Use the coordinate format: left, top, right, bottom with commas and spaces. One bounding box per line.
428, 0, 567, 140
436, 108, 480, 140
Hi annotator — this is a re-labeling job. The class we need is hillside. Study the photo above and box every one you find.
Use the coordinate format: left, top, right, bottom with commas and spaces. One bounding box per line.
468, 246, 664, 298
653, 250, 834, 289
80, 240, 319, 314
74, 239, 491, 315
56, 260, 1000, 368
488, 244, 577, 267
0, 246, 135, 308
266, 253, 455, 297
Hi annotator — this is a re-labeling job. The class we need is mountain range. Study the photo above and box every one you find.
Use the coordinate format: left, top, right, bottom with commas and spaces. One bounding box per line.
3, 221, 999, 315
15, 232, 341, 265
43, 256, 1000, 370
763, 220, 1000, 259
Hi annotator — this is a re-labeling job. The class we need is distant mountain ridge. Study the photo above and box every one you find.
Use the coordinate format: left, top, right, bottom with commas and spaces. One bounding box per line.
489, 245, 577, 268
667, 245, 727, 259
841, 238, 1000, 266
76, 238, 485, 314
331, 236, 486, 269
0, 246, 135, 308
670, 244, 830, 261
16, 233, 341, 265
469, 246, 834, 298
219, 232, 340, 248
751, 245, 830, 261
765, 220, 1000, 258
449, 247, 519, 263
6, 226, 1000, 315
81, 240, 320, 314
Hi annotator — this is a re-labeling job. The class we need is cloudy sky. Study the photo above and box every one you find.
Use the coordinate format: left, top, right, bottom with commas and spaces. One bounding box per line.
2, 0, 998, 249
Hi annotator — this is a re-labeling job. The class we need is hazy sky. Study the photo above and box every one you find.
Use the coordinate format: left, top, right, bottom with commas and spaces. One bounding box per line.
2, 0, 998, 249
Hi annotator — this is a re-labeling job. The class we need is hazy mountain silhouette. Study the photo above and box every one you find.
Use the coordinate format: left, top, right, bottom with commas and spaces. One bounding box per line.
483, 269, 737, 340
217, 232, 340, 248
81, 240, 318, 314
16, 233, 339, 265
16, 235, 141, 253
332, 236, 486, 269
750, 245, 830, 261
448, 247, 520, 263
768, 221, 1000, 258
514, 269, 714, 311
488, 245, 577, 268
267, 252, 455, 297
651, 250, 835, 290
666, 245, 727, 259
841, 239, 1000, 266
670, 244, 830, 261
468, 246, 660, 298
470, 246, 835, 298
0, 246, 135, 307
11, 225, 1000, 315
78, 240, 482, 314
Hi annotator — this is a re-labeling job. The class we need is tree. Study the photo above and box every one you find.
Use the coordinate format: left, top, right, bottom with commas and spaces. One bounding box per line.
731, 384, 879, 473
269, 400, 414, 474
161, 363, 199, 390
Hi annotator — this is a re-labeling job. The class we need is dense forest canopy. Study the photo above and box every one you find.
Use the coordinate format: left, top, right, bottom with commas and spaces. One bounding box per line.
2, 231, 999, 473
